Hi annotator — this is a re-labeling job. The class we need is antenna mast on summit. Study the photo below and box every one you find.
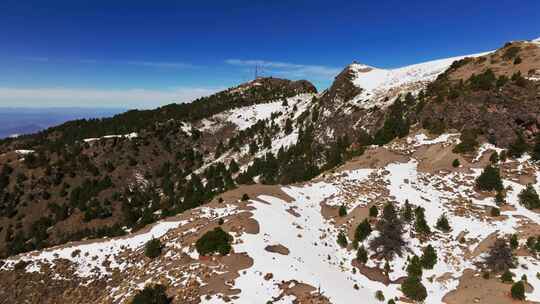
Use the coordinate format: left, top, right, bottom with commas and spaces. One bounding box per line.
255, 64, 263, 79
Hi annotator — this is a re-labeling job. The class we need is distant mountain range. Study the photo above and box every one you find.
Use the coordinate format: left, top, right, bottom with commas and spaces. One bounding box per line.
0, 107, 126, 138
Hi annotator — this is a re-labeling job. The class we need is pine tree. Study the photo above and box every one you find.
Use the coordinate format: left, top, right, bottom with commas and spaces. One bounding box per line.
475, 165, 503, 192
406, 255, 423, 277
511, 280, 526, 300
484, 239, 514, 272
339, 205, 347, 217
501, 269, 514, 283
337, 231, 348, 248
357, 246, 368, 264
415, 207, 431, 235
510, 234, 519, 250
131, 284, 171, 304
369, 203, 406, 259
421, 245, 437, 269
452, 158, 460, 168
508, 133, 529, 159
519, 184, 540, 209
401, 276, 427, 302
401, 200, 413, 222
355, 219, 372, 244
369, 205, 378, 217
435, 214, 450, 232
144, 238, 162, 259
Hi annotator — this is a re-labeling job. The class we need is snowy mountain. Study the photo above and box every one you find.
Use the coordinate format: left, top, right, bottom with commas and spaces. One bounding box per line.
0, 37, 539, 304
348, 52, 491, 109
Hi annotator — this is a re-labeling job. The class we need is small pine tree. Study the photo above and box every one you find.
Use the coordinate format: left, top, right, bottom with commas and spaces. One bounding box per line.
357, 246, 368, 264
508, 133, 529, 159
475, 165, 503, 192
490, 207, 500, 217
485, 239, 514, 272
241, 193, 250, 201
369, 205, 378, 217
511, 280, 526, 300
402, 200, 413, 222
337, 231, 348, 248
501, 269, 514, 283
510, 234, 519, 250
131, 284, 171, 304
435, 214, 450, 232
452, 159, 460, 168
144, 238, 162, 259
519, 184, 540, 209
355, 219, 372, 244
421, 245, 437, 269
415, 207, 431, 235
401, 276, 427, 302
369, 203, 406, 259
339, 205, 347, 217
406, 255, 423, 278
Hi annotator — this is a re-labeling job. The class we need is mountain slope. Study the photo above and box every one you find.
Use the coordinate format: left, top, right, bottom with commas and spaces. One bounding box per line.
0, 37, 539, 304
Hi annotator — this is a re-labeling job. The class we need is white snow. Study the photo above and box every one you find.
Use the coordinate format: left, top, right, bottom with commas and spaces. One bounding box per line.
200, 93, 314, 132
14, 149, 35, 155
349, 51, 491, 108
1, 219, 187, 278
83, 132, 138, 143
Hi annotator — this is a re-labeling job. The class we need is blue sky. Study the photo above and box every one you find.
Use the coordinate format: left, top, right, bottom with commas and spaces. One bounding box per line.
0, 0, 539, 109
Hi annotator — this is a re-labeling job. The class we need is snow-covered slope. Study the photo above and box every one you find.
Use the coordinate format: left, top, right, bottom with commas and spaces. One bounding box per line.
349, 52, 491, 108
3, 130, 539, 304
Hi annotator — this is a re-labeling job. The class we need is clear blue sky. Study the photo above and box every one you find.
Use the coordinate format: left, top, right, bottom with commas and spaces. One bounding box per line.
0, 0, 538, 109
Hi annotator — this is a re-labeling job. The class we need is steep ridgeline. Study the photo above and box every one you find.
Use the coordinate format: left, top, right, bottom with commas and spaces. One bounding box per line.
0, 78, 318, 258
0, 37, 539, 304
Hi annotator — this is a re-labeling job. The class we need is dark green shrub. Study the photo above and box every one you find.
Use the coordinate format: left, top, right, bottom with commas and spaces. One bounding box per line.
357, 246, 368, 264
475, 165, 503, 192
508, 133, 529, 158
436, 214, 450, 232
452, 159, 460, 168
407, 255, 423, 278
131, 284, 171, 304
355, 219, 372, 243
144, 238, 162, 258
369, 205, 378, 217
401, 276, 427, 301
401, 200, 413, 222
490, 207, 500, 217
241, 193, 250, 201
415, 207, 431, 235
337, 231, 348, 248
421, 245, 437, 269
453, 129, 479, 153
511, 281, 526, 300
195, 227, 233, 256
510, 234, 519, 250
501, 269, 514, 283
339, 205, 347, 217
519, 184, 540, 209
